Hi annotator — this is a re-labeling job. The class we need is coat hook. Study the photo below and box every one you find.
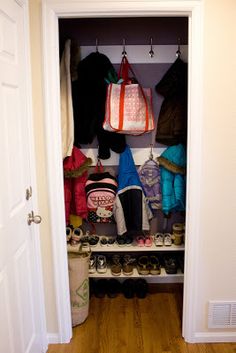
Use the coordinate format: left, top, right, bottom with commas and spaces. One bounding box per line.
95, 38, 99, 52
122, 38, 127, 57
149, 37, 154, 58
176, 37, 181, 58
149, 143, 154, 160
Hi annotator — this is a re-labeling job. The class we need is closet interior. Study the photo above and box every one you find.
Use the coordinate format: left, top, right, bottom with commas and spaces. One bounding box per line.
60, 16, 188, 304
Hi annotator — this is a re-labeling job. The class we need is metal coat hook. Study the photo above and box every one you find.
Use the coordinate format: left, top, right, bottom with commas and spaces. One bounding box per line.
149, 143, 154, 160
176, 37, 181, 58
149, 37, 154, 58
95, 38, 99, 52
122, 38, 127, 57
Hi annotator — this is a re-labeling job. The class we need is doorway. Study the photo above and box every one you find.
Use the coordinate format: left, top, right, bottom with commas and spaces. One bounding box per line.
42, 0, 203, 344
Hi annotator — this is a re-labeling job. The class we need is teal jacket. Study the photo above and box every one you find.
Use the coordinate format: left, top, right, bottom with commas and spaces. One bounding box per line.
158, 144, 186, 215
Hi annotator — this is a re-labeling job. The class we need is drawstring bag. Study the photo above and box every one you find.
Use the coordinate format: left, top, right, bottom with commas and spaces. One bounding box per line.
85, 160, 118, 223
68, 247, 90, 326
103, 56, 154, 135
138, 158, 162, 211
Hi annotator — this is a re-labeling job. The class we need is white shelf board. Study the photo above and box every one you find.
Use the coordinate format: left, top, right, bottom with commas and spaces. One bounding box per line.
90, 243, 185, 252
81, 147, 166, 166
67, 242, 184, 253
89, 267, 184, 283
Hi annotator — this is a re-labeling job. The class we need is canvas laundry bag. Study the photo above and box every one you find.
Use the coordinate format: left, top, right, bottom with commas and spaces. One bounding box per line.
68, 250, 90, 326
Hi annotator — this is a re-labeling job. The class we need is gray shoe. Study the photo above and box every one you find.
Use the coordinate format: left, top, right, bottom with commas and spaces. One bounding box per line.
97, 255, 107, 274
89, 255, 96, 274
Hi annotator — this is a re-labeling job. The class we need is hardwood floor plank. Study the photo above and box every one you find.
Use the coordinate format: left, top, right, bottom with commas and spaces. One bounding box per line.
47, 287, 236, 353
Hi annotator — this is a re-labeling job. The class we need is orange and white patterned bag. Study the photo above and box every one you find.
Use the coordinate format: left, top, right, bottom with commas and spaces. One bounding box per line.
103, 56, 154, 135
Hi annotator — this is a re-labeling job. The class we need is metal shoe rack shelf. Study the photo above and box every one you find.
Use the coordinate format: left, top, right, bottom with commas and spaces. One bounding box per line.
88, 242, 185, 283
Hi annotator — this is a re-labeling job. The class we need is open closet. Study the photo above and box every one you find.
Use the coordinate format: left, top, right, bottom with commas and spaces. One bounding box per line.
60, 16, 188, 303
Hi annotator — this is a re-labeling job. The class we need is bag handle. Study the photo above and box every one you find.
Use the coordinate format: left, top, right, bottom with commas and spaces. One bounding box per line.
94, 158, 104, 173
118, 56, 137, 83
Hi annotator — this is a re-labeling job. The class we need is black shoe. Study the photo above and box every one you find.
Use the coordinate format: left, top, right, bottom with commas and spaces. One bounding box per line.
135, 279, 148, 299
125, 235, 133, 246
107, 279, 121, 298
88, 235, 99, 247
164, 255, 178, 274
94, 279, 107, 298
116, 235, 126, 246
122, 279, 135, 299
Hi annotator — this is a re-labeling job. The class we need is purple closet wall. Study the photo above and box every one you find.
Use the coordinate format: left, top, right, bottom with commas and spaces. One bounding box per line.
59, 17, 188, 47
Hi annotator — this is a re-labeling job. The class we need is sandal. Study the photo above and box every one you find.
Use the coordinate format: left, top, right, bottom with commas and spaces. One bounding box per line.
149, 255, 161, 275
137, 256, 150, 275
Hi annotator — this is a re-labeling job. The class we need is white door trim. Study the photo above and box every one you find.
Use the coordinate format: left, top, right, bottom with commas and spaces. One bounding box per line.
41, 0, 203, 343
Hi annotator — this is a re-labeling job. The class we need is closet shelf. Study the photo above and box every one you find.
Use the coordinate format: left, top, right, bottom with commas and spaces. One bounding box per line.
67, 243, 184, 253
91, 243, 185, 252
80, 147, 166, 166
89, 267, 184, 283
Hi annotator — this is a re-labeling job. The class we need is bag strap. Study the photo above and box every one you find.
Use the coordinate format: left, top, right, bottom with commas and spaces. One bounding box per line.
118, 56, 137, 83
94, 158, 104, 173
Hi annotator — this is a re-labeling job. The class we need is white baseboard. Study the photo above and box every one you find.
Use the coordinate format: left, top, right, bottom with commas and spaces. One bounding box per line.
47, 332, 72, 345
192, 331, 236, 343
47, 333, 61, 344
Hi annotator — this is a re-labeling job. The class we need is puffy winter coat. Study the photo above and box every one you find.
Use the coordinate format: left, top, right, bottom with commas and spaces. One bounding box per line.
157, 144, 186, 215
63, 146, 92, 225
113, 145, 152, 235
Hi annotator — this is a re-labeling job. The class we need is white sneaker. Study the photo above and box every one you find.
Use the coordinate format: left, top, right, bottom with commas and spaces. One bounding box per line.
164, 233, 172, 246
154, 233, 164, 246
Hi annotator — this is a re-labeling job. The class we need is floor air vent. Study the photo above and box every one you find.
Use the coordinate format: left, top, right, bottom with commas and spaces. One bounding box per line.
208, 301, 236, 328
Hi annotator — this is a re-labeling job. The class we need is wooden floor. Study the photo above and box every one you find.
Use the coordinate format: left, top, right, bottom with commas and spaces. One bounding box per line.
47, 284, 236, 353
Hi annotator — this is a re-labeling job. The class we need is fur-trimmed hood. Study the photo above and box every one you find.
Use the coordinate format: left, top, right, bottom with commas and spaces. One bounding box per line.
157, 144, 186, 175
63, 146, 92, 178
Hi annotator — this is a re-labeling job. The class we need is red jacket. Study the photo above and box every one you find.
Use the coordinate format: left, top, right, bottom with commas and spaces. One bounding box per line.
63, 146, 92, 225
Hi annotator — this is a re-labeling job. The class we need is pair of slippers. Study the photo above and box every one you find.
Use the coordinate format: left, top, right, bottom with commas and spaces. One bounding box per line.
90, 278, 121, 298
122, 278, 148, 299
90, 278, 148, 299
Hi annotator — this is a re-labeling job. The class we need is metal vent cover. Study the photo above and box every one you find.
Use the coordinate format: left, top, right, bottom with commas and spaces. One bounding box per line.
208, 301, 236, 328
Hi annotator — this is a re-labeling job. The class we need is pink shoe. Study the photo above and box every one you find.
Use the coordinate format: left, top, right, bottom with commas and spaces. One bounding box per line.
136, 235, 145, 247
144, 235, 153, 247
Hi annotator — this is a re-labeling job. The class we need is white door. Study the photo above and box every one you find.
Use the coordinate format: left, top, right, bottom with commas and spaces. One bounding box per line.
0, 1, 46, 352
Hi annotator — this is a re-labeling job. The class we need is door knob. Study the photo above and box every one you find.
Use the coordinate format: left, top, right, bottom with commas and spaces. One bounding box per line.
27, 211, 42, 225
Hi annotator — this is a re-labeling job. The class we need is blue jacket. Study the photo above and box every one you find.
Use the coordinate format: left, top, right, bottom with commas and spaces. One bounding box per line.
113, 145, 152, 235
158, 144, 186, 215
